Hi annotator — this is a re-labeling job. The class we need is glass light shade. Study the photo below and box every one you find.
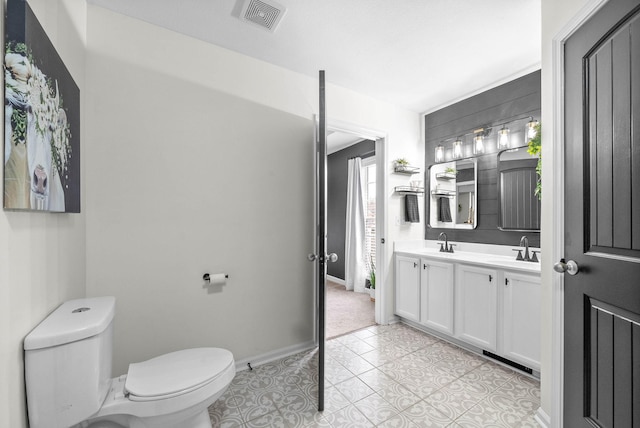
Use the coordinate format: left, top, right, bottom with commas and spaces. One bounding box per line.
453, 139, 463, 159
498, 127, 510, 149
435, 144, 444, 163
526, 119, 539, 140
473, 135, 484, 155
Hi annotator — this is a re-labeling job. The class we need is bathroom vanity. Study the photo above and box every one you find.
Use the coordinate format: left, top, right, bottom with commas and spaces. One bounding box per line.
394, 241, 541, 374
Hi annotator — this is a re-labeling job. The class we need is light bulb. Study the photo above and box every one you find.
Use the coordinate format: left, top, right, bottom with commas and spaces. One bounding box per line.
453, 139, 463, 159
435, 144, 444, 163
498, 127, 510, 149
526, 119, 539, 140
474, 135, 484, 154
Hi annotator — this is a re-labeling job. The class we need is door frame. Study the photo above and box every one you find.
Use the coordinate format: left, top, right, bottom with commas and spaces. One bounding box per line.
313, 116, 389, 333
548, 1, 609, 427
326, 119, 388, 325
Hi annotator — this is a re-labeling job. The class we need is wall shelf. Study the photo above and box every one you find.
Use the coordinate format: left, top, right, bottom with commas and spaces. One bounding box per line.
435, 172, 457, 180
394, 165, 421, 175
395, 186, 424, 195
431, 190, 456, 198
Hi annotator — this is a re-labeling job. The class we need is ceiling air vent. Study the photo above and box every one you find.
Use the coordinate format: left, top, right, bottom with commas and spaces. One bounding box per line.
239, 0, 287, 32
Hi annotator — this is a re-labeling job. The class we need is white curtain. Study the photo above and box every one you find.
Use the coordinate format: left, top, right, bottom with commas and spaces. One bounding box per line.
345, 157, 367, 293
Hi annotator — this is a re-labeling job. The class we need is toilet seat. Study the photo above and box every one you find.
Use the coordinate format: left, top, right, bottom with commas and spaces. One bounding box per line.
125, 348, 234, 402
91, 348, 236, 422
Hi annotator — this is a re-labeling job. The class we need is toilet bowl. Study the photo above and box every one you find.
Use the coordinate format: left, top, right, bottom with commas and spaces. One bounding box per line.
24, 297, 235, 428
78, 348, 236, 428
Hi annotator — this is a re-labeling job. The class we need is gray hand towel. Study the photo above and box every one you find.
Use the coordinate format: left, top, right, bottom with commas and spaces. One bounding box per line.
438, 197, 452, 222
405, 194, 420, 223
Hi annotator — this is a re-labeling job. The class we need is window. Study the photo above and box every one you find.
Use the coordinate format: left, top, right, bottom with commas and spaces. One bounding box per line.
362, 158, 376, 271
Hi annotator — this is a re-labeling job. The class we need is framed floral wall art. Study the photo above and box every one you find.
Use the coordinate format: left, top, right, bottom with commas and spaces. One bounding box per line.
4, 0, 80, 212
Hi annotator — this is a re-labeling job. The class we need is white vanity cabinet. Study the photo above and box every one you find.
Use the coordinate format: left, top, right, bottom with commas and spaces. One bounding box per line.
501, 271, 541, 370
394, 248, 541, 373
420, 259, 454, 335
395, 255, 420, 321
455, 264, 498, 351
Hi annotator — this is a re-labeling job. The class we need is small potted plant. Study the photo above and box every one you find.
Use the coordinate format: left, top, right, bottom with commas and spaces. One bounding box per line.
367, 255, 376, 302
527, 123, 542, 199
445, 167, 457, 175
394, 158, 410, 172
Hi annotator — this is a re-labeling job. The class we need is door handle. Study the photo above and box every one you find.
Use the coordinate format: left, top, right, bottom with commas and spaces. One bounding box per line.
553, 258, 579, 275
308, 253, 338, 262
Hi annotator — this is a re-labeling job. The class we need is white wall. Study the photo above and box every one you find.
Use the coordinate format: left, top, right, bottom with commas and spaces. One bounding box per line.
539, 0, 591, 421
85, 6, 422, 375
0, 0, 87, 426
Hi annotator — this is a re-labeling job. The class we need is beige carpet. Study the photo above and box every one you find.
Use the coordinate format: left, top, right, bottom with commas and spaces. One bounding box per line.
326, 280, 375, 339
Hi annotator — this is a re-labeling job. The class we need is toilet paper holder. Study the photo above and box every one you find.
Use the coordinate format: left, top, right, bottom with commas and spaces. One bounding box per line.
203, 273, 229, 282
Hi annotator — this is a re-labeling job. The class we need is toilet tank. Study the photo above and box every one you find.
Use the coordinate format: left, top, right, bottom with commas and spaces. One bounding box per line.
24, 296, 116, 428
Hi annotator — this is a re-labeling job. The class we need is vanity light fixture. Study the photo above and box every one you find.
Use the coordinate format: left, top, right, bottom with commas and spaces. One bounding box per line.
497, 126, 510, 149
434, 115, 539, 164
526, 118, 539, 140
435, 144, 445, 163
452, 139, 463, 159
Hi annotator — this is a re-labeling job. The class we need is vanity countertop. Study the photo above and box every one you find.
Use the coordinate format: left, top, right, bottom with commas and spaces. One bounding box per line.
395, 241, 541, 274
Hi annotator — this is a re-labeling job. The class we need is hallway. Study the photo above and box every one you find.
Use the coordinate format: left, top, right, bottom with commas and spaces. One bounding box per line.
326, 279, 375, 339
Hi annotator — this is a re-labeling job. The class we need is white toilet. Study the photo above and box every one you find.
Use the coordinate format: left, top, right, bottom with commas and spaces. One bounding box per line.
24, 296, 235, 428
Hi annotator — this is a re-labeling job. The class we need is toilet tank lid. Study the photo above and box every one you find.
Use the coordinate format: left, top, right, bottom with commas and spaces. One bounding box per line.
24, 296, 116, 350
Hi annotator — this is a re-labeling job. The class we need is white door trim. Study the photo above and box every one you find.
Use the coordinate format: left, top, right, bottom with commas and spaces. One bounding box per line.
549, 1, 609, 426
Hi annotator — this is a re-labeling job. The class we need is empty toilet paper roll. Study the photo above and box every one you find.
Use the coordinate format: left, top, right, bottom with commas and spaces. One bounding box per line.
204, 273, 227, 285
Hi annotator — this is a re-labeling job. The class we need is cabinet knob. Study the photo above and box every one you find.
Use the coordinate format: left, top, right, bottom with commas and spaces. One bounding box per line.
423, 263, 428, 270
489, 274, 493, 282
414, 262, 418, 268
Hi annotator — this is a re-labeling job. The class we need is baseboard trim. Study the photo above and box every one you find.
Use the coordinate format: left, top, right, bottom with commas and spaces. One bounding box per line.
327, 275, 345, 286
535, 407, 551, 428
234, 341, 316, 372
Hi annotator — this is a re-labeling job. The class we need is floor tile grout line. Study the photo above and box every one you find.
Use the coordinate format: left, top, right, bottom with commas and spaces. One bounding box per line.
211, 323, 540, 428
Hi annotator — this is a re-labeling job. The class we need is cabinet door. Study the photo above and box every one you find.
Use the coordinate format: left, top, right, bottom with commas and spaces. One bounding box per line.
455, 264, 497, 351
420, 259, 454, 335
502, 272, 541, 369
395, 255, 420, 321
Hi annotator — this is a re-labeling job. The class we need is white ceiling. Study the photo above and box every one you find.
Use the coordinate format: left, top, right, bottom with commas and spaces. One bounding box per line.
326, 131, 366, 155
86, 0, 541, 115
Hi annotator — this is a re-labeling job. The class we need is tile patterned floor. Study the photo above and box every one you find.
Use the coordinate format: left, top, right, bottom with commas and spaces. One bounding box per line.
208, 323, 541, 427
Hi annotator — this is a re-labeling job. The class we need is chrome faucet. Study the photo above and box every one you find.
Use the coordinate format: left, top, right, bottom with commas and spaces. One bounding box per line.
438, 232, 454, 253
520, 235, 531, 261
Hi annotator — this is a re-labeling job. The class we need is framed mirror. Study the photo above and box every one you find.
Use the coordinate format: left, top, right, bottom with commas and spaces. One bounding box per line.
428, 159, 477, 229
497, 147, 540, 231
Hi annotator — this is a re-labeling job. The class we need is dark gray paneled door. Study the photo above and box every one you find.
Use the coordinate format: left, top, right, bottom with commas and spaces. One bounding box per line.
310, 70, 336, 412
564, 0, 640, 426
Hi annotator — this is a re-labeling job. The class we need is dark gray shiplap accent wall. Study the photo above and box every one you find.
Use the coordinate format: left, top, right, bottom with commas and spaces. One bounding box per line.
424, 70, 541, 247
327, 140, 376, 279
